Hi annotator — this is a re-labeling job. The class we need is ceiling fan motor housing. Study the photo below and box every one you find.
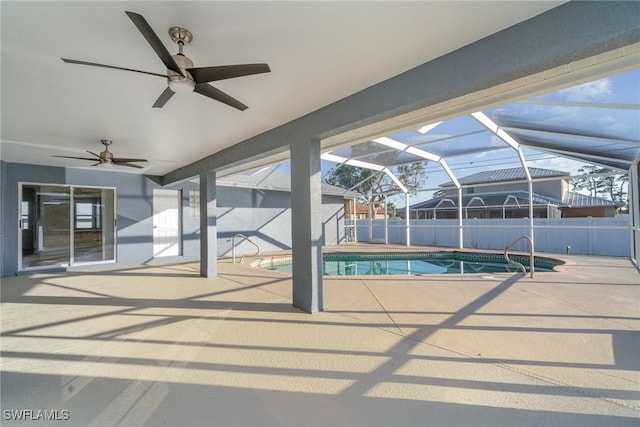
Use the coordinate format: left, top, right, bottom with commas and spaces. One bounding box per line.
100, 139, 114, 163
168, 54, 195, 91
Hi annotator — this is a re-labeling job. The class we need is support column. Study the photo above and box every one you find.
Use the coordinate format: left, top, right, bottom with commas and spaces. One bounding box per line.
290, 139, 323, 313
405, 192, 410, 246
516, 148, 535, 248
458, 186, 464, 249
384, 196, 388, 244
630, 157, 640, 265
368, 192, 373, 242
199, 170, 217, 278
352, 197, 358, 243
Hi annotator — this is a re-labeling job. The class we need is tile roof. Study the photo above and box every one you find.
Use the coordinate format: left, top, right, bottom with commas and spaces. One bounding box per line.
439, 167, 569, 187
346, 201, 385, 214
408, 191, 563, 210
405, 190, 621, 210
563, 192, 624, 207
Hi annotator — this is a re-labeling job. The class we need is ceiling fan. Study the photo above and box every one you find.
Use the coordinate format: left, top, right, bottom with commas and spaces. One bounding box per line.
53, 139, 148, 169
62, 11, 270, 111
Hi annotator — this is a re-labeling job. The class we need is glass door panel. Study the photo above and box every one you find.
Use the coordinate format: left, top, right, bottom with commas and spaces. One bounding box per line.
21, 185, 71, 268
73, 187, 115, 263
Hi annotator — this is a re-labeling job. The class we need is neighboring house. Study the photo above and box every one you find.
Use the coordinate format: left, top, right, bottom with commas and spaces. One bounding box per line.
343, 200, 388, 220
399, 167, 623, 219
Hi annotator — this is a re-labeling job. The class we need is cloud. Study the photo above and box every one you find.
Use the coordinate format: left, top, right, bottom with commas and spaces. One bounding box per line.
407, 133, 453, 145
558, 78, 613, 102
603, 122, 632, 138
527, 156, 585, 174
596, 115, 617, 125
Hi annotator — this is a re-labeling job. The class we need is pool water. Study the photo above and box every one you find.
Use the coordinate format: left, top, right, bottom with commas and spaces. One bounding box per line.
267, 252, 558, 276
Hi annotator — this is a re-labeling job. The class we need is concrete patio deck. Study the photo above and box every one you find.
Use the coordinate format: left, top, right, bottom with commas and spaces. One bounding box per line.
1, 246, 639, 426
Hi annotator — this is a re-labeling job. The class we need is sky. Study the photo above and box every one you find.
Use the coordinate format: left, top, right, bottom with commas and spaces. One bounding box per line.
238, 67, 639, 207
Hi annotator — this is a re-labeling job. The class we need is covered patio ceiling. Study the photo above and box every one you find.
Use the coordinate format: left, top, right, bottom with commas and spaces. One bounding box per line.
1, 1, 568, 176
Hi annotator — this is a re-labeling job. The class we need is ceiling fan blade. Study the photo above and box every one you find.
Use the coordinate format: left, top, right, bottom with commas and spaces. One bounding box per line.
112, 158, 148, 163
53, 155, 99, 161
194, 83, 248, 111
187, 64, 271, 84
61, 58, 167, 78
152, 87, 175, 108
116, 162, 144, 169
125, 11, 183, 76
86, 150, 101, 157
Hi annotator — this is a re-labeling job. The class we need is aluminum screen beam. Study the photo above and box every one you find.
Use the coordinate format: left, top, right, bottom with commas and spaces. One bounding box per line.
472, 111, 535, 247
418, 122, 443, 134
321, 153, 385, 172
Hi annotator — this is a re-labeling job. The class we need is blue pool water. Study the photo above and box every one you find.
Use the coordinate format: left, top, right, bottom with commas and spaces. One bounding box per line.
267, 251, 559, 276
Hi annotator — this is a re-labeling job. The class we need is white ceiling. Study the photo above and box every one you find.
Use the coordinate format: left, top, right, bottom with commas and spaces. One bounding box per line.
1, 1, 564, 176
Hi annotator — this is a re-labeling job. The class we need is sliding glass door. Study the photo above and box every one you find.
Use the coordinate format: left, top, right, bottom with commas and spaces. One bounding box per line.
21, 185, 71, 268
20, 184, 116, 270
73, 187, 115, 264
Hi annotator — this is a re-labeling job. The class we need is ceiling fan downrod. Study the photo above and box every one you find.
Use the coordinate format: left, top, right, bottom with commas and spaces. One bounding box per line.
169, 26, 193, 53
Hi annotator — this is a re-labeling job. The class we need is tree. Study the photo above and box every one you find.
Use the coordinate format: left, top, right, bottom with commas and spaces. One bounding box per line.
572, 165, 604, 198
386, 201, 397, 217
432, 189, 446, 198
324, 160, 428, 215
324, 164, 375, 195
394, 163, 427, 192
615, 174, 629, 204
572, 165, 628, 206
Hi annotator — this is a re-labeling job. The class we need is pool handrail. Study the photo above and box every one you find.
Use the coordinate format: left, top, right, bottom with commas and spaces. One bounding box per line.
504, 235, 534, 278
229, 234, 261, 263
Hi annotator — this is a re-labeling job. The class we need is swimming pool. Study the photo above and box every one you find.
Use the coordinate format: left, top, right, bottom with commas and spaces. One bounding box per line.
260, 251, 562, 276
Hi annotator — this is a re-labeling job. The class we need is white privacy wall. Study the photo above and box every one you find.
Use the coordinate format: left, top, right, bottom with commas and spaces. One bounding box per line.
355, 217, 630, 257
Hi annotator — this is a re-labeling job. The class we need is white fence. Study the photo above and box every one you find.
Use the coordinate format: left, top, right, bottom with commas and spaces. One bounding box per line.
352, 217, 630, 257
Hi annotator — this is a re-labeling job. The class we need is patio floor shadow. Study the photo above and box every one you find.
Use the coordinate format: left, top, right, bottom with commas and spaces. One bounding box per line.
1, 249, 639, 426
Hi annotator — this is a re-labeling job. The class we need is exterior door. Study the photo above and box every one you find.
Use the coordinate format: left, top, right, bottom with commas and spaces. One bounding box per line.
153, 189, 181, 257
19, 183, 116, 271
20, 185, 71, 269
73, 187, 116, 264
